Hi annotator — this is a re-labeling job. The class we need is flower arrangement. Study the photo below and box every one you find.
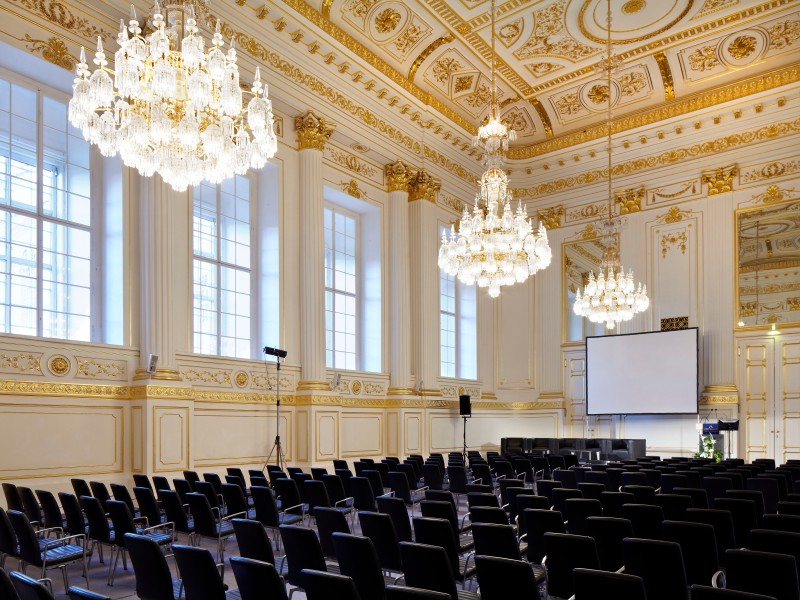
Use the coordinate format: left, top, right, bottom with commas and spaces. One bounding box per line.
696, 433, 722, 462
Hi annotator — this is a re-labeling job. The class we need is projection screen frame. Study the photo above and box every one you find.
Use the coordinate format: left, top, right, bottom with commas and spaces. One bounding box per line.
585, 327, 700, 416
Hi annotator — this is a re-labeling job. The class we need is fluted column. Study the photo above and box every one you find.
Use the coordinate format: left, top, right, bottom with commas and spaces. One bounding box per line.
408, 170, 442, 396
386, 161, 415, 395
135, 176, 181, 381
295, 111, 334, 390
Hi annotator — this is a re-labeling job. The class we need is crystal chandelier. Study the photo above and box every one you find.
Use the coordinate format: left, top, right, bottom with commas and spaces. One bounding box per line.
68, 0, 277, 192
572, 0, 648, 329
438, 0, 551, 298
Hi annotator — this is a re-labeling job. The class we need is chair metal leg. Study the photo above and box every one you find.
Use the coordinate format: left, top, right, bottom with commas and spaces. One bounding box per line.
108, 545, 119, 586
62, 565, 70, 592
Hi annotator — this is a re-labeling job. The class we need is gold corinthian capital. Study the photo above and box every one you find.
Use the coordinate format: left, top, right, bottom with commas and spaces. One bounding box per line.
385, 161, 412, 193
295, 111, 334, 151
408, 169, 441, 202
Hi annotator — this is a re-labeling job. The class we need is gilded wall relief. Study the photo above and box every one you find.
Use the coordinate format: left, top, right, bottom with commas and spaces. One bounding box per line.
0, 352, 43, 375
75, 357, 128, 381
647, 179, 700, 206
740, 155, 800, 185
181, 369, 232, 386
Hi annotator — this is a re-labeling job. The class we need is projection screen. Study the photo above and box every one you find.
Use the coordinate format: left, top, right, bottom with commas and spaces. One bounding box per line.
586, 328, 699, 415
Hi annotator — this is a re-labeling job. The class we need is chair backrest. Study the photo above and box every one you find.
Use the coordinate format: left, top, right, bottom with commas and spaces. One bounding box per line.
685, 508, 737, 563
226, 467, 248, 487
419, 501, 458, 544
411, 517, 460, 579
422, 464, 444, 491
151, 476, 171, 493
0, 568, 20, 600
474, 555, 541, 600
71, 479, 91, 499
620, 503, 664, 540
445, 466, 469, 494
577, 482, 606, 502
358, 510, 402, 573
349, 477, 377, 512
522, 508, 566, 564
35, 490, 63, 530
314, 507, 350, 559
250, 486, 279, 528
193, 481, 220, 510
132, 474, 153, 491
231, 518, 276, 564
279, 525, 327, 587
10, 572, 52, 600
750, 529, 800, 568
304, 480, 332, 516
623, 538, 689, 600
660, 474, 689, 494
563, 498, 602, 535
186, 492, 217, 537
469, 464, 492, 489
2, 484, 24, 513
173, 544, 227, 600
57, 492, 85, 537
761, 513, 800, 534
747, 478, 780, 514
535, 480, 562, 505
724, 549, 800, 600
133, 486, 162, 529
655, 493, 693, 521
301, 570, 361, 600
322, 474, 350, 506
620, 485, 657, 505
81, 495, 113, 543
551, 487, 583, 514
702, 477, 734, 506
7, 510, 42, 567
398, 542, 459, 600
332, 532, 386, 600
159, 490, 191, 533
363, 471, 385, 498
172, 479, 192, 504
125, 532, 177, 600
221, 483, 248, 517
470, 523, 521, 560
275, 478, 303, 510
107, 499, 138, 543
182, 471, 200, 486
467, 492, 499, 510
585, 516, 634, 572
0, 506, 18, 558
18, 487, 42, 524
688, 585, 780, 600
714, 497, 758, 547
468, 506, 509, 526
110, 483, 137, 518
230, 556, 289, 600
662, 520, 719, 587
291, 473, 313, 502
542, 532, 601, 600
573, 568, 647, 600
89, 481, 111, 508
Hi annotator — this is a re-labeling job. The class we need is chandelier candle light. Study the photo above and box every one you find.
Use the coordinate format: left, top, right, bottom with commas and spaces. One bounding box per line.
572, 0, 648, 329
438, 0, 551, 298
68, 1, 278, 191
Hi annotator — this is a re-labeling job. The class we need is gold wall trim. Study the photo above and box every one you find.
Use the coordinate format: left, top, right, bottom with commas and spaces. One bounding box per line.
530, 99, 553, 138
704, 384, 738, 393
130, 385, 194, 400
508, 64, 800, 160
700, 395, 740, 405
654, 51, 675, 101
513, 117, 800, 199
296, 381, 333, 391
0, 379, 130, 399
480, 392, 497, 400
279, 0, 475, 134
408, 34, 454, 82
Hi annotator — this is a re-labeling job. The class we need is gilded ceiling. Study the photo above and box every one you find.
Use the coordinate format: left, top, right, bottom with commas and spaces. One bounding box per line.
300, 0, 799, 156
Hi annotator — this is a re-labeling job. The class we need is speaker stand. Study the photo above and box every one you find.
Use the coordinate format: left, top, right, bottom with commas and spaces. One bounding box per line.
462, 415, 469, 462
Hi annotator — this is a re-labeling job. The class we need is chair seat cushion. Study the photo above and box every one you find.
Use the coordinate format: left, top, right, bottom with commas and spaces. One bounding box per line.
458, 535, 475, 553
42, 543, 85, 565
278, 513, 303, 526
530, 563, 545, 584
143, 531, 173, 546
217, 521, 235, 537
456, 556, 476, 581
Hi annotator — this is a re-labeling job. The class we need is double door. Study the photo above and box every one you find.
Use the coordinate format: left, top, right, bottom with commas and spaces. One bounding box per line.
737, 333, 800, 462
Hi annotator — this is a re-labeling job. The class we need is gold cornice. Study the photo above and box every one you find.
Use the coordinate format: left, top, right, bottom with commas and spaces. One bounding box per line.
408, 170, 441, 203
129, 385, 194, 400
408, 34, 454, 82
654, 51, 675, 101
295, 111, 334, 150
508, 63, 800, 160
513, 118, 800, 199
0, 379, 129, 399
385, 161, 413, 193
278, 0, 476, 134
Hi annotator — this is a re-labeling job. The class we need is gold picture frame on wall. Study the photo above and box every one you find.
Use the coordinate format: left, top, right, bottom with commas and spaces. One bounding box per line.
562, 233, 619, 344
735, 199, 800, 331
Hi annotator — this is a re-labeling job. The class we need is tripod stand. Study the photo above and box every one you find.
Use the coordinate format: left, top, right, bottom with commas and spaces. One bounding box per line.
263, 352, 285, 472
462, 415, 469, 463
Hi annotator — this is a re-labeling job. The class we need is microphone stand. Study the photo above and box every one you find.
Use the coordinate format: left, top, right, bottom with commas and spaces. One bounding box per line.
263, 354, 285, 471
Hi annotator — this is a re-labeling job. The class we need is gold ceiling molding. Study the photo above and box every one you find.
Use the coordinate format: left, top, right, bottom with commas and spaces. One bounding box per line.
578, 0, 696, 45
653, 51, 675, 101
423, 145, 479, 184
529, 99, 553, 138
408, 34, 454, 81
23, 34, 75, 69
507, 63, 800, 159
10, 0, 108, 40
320, 0, 333, 20
278, 0, 476, 134
386, 160, 413, 192
513, 117, 800, 199
328, 146, 379, 178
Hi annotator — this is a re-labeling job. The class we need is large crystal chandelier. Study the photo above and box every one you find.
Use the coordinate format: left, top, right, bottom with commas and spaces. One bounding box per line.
68, 0, 277, 192
438, 0, 551, 298
572, 0, 648, 329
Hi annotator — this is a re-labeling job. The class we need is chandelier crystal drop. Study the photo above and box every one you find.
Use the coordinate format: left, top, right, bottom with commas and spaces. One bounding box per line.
438, 0, 550, 298
571, 0, 649, 329
68, 1, 277, 192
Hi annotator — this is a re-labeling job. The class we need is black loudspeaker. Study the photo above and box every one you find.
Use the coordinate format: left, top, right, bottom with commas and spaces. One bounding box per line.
459, 395, 471, 417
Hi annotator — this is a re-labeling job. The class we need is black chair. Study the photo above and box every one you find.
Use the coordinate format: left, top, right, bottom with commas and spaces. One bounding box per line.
660, 473, 689, 494
573, 568, 647, 600
621, 503, 664, 540
563, 498, 602, 536
412, 517, 475, 584
173, 544, 239, 600
314, 507, 351, 559
702, 477, 734, 506
171, 480, 193, 505
534, 480, 562, 506
358, 512, 402, 578
750, 529, 800, 569
106, 500, 173, 584
124, 532, 183, 600
377, 496, 413, 543
15, 572, 99, 600
419, 501, 472, 552
132, 474, 153, 490
301, 570, 360, 600
279, 525, 337, 600
577, 482, 605, 502
398, 542, 479, 600
470, 523, 521, 560
662, 520, 719, 587
71, 480, 92, 500
551, 488, 582, 514
58, 493, 87, 539
685, 508, 736, 564
185, 492, 242, 563
0, 506, 19, 569
182, 471, 201, 490
221, 484, 254, 521
134, 487, 164, 530
152, 476, 171, 493
621, 484, 657, 505
230, 556, 289, 600
761, 514, 800, 534
521, 508, 565, 565
18, 488, 43, 526
445, 466, 469, 504
251, 485, 302, 547
467, 492, 499, 510
332, 532, 392, 600
159, 490, 194, 542
3, 483, 24, 514
110, 484, 138, 518
673, 487, 710, 509
81, 495, 116, 565
585, 516, 633, 572
35, 490, 65, 531
469, 464, 493, 492
474, 555, 542, 600
423, 463, 446, 492
305, 480, 353, 525
724, 549, 800, 600
89, 482, 112, 510
8, 510, 88, 591
388, 472, 427, 514
230, 518, 288, 579
468, 506, 508, 527
689, 585, 778, 600
194, 481, 225, 516
623, 537, 689, 600
600, 491, 635, 518
542, 533, 600, 600
655, 493, 693, 520
747, 478, 781, 514
274, 479, 308, 525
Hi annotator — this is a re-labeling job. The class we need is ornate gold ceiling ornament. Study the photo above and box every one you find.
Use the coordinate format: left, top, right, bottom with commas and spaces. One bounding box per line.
577, 0, 695, 45
340, 179, 367, 199
653, 51, 675, 101
526, 62, 564, 78
658, 206, 693, 224
431, 56, 464, 84
385, 160, 412, 192
588, 84, 610, 104
529, 99, 553, 138
454, 75, 474, 93
693, 0, 738, 19
688, 45, 720, 71
768, 18, 800, 50
751, 185, 797, 204
515, 0, 600, 62
615, 187, 644, 214
538, 206, 565, 230
728, 34, 758, 59
498, 18, 523, 47
374, 7, 401, 34
234, 371, 249, 387
622, 0, 646, 14
321, 0, 333, 19
619, 71, 647, 96
295, 111, 334, 150
23, 35, 75, 70
13, 0, 108, 40
407, 169, 440, 202
408, 34, 454, 81
507, 64, 800, 159
702, 165, 737, 195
